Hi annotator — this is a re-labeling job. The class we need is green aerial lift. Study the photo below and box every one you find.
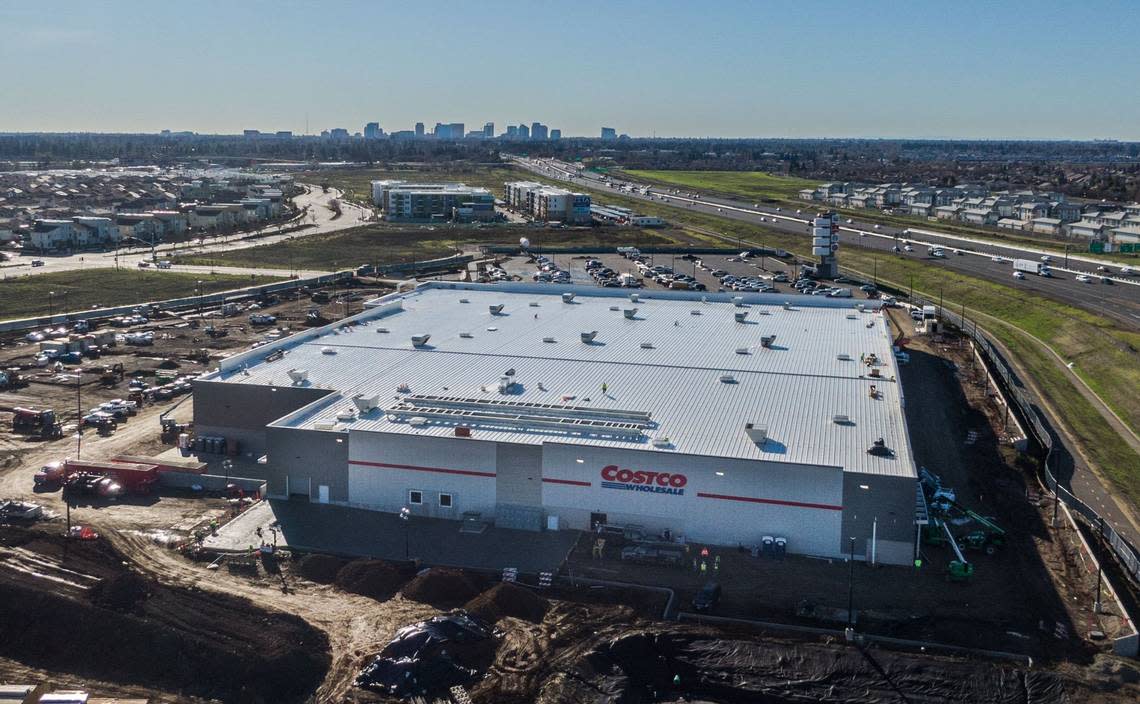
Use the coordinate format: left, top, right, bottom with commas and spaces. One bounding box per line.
941, 520, 974, 582
947, 499, 1006, 556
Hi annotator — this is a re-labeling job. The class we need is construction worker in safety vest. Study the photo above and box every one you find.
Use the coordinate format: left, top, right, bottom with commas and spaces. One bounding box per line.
700, 560, 707, 574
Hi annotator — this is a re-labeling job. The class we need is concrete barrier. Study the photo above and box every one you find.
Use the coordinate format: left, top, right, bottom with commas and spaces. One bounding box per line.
156, 470, 267, 495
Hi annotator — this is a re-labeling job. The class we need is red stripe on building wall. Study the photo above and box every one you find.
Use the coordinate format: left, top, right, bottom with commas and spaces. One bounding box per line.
542, 478, 592, 487
348, 460, 496, 478
696, 492, 842, 511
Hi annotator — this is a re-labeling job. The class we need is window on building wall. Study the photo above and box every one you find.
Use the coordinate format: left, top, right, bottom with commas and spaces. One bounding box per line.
439, 493, 453, 508
408, 490, 423, 505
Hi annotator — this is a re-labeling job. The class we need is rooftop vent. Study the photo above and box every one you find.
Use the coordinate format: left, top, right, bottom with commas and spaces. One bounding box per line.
846, 314, 857, 320
609, 306, 620, 311
459, 298, 470, 303
459, 332, 473, 338
759, 310, 771, 315
640, 341, 654, 349
719, 374, 737, 384
783, 302, 791, 310
745, 423, 768, 445
623, 308, 638, 319
580, 331, 598, 343
760, 335, 777, 349
652, 436, 671, 448
735, 347, 751, 355
352, 393, 381, 412
734, 311, 748, 323
562, 292, 575, 303
411, 334, 431, 347
496, 375, 516, 394
313, 420, 336, 431
837, 353, 852, 361
832, 414, 852, 425
629, 293, 640, 303
336, 409, 356, 422
489, 304, 504, 315
690, 310, 702, 315
529, 301, 540, 307
408, 416, 428, 427
321, 347, 337, 355
286, 368, 308, 384
543, 336, 556, 343
732, 296, 744, 307
376, 327, 389, 334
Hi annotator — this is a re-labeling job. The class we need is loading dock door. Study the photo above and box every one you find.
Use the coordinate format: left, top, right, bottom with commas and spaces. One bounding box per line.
317, 485, 329, 504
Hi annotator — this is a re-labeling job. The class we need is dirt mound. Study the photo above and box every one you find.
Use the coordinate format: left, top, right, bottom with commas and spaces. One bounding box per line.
464, 582, 549, 624
335, 559, 410, 601
294, 553, 349, 584
89, 572, 150, 611
401, 568, 486, 608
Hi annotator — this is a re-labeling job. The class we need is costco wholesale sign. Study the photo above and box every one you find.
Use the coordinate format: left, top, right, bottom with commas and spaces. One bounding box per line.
600, 465, 686, 496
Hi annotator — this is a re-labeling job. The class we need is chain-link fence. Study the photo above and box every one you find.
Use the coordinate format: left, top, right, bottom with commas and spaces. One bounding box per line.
906, 294, 1140, 587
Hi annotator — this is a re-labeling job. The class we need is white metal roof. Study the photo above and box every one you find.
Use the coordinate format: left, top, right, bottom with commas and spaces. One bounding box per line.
210, 282, 915, 478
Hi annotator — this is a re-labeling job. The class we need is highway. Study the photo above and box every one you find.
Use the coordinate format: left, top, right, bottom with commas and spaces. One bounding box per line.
0, 185, 370, 280
510, 157, 1140, 331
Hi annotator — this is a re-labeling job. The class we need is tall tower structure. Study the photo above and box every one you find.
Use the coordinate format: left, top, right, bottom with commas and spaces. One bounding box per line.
810, 211, 840, 279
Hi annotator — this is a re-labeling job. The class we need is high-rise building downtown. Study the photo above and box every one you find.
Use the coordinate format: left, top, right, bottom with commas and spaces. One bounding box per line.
483, 122, 494, 138
364, 122, 382, 139
517, 123, 530, 139
530, 122, 548, 140
415, 122, 425, 137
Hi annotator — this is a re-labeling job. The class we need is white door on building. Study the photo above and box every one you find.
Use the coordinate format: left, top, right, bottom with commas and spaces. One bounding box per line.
317, 485, 329, 504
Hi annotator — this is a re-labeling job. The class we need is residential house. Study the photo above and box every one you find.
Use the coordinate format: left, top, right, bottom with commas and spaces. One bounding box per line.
1016, 202, 1049, 221
908, 203, 933, 218
798, 188, 818, 201
1029, 218, 1062, 236
72, 216, 120, 245
934, 205, 961, 221
150, 210, 189, 236
1068, 218, 1109, 240
189, 204, 240, 231
29, 219, 75, 251
963, 208, 998, 226
1049, 201, 1080, 223
997, 218, 1025, 231
116, 213, 161, 243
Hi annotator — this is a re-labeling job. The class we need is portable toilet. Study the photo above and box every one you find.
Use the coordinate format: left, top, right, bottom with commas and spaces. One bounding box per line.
762, 535, 775, 557
774, 536, 787, 558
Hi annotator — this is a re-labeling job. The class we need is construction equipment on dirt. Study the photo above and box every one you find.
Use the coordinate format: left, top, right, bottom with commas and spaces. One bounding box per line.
100, 363, 125, 386
305, 308, 330, 326
159, 394, 194, 439
204, 325, 229, 339
11, 407, 63, 439
0, 368, 24, 390
943, 499, 1006, 555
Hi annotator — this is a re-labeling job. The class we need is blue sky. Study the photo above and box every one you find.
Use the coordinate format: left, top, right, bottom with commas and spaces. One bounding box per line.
1, 0, 1138, 139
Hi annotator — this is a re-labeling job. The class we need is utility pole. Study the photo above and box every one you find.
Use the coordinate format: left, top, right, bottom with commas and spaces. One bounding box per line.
1094, 518, 1104, 614
847, 537, 856, 628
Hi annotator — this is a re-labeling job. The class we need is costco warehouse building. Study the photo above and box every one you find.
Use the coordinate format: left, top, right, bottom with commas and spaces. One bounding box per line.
193, 281, 921, 565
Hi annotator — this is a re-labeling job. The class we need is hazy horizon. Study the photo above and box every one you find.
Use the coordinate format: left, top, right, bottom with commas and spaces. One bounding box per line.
2, 0, 1138, 140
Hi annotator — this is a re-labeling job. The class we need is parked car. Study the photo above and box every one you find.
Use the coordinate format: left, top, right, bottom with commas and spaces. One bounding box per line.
692, 581, 722, 612
31, 259, 45, 267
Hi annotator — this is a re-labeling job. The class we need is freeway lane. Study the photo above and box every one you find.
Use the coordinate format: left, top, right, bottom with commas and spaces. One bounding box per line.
511, 157, 1140, 331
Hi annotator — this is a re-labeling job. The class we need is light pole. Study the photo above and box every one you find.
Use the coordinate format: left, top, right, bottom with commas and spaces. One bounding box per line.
847, 536, 856, 628
399, 506, 411, 560
48, 290, 55, 319
196, 280, 203, 318
222, 459, 233, 495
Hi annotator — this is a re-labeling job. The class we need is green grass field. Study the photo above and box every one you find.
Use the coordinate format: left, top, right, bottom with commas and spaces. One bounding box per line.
0, 270, 283, 320
175, 224, 687, 271
622, 169, 818, 202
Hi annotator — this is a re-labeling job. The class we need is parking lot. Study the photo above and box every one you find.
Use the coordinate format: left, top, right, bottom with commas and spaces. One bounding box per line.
498, 249, 886, 301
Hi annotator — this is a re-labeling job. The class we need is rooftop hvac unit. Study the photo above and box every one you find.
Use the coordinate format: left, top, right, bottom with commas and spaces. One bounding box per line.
580, 331, 598, 343
562, 292, 575, 303
286, 368, 308, 384
782, 302, 791, 310
734, 311, 748, 323
761, 335, 776, 348
313, 420, 336, 431
529, 301, 540, 307
609, 306, 620, 311
623, 308, 638, 319
629, 293, 640, 303
652, 436, 671, 448
408, 416, 428, 426
833, 414, 852, 425
690, 309, 702, 315
837, 353, 852, 361
719, 374, 737, 384
745, 423, 768, 445
735, 347, 751, 355
732, 296, 744, 307
411, 334, 431, 347
846, 314, 857, 320
459, 298, 470, 303
542, 336, 556, 343
352, 393, 381, 412
489, 304, 504, 315
321, 347, 337, 355
640, 341, 654, 349
336, 409, 356, 422
376, 327, 389, 333
459, 332, 473, 338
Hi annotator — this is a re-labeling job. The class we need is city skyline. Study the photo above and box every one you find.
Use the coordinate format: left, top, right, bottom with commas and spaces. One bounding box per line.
1, 0, 1138, 140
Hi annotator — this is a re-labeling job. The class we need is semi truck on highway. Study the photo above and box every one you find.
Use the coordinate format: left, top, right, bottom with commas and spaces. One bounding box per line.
1013, 259, 1051, 276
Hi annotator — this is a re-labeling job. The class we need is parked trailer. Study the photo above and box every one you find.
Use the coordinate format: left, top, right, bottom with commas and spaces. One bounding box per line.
43, 460, 160, 494
112, 455, 207, 474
